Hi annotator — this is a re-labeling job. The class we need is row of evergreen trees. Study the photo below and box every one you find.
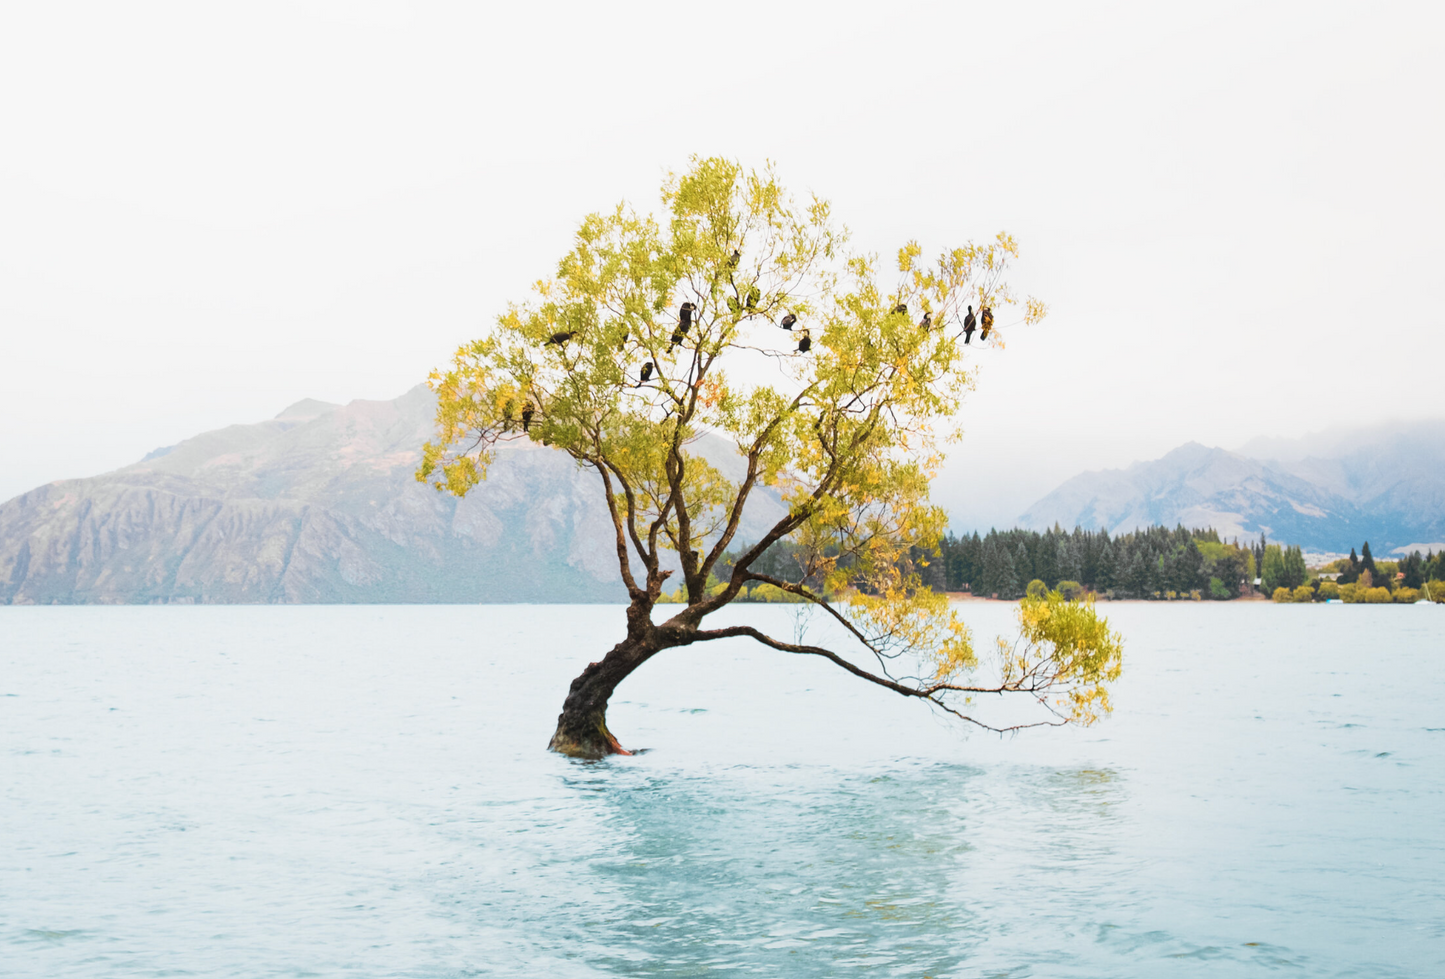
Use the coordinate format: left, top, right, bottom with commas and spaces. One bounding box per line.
1259, 543, 1309, 594
920, 525, 1255, 600
718, 526, 1445, 602
1397, 548, 1445, 587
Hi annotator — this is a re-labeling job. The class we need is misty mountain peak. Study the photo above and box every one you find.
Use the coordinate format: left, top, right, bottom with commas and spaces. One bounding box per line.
275, 398, 342, 422
1020, 423, 1445, 551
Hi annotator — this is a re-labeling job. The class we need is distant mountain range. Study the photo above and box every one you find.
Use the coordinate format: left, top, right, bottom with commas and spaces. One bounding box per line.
0, 386, 783, 604
1018, 421, 1445, 554
6, 391, 1440, 604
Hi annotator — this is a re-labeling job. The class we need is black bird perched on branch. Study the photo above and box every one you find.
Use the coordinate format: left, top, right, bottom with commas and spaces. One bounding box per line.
893, 303, 908, 315
671, 302, 695, 348
980, 306, 994, 341
920, 312, 932, 330
962, 306, 976, 344
797, 329, 812, 354
521, 403, 534, 432
727, 249, 740, 270
780, 313, 797, 331
637, 361, 654, 386
545, 330, 577, 346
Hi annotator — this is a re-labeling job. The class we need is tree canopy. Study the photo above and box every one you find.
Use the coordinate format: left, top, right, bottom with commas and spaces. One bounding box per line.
418, 157, 1121, 757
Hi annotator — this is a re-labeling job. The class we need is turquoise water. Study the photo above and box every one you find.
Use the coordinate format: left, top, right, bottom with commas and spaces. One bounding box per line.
2, 603, 1443, 977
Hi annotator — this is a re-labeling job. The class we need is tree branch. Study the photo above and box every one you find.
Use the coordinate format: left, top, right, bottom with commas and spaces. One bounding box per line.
591, 460, 643, 600
689, 625, 1071, 734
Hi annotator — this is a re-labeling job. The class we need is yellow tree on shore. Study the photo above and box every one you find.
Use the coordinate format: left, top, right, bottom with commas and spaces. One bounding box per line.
419, 157, 1121, 758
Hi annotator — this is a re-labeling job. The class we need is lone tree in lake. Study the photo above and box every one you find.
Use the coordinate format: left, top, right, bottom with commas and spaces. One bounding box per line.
419, 158, 1122, 758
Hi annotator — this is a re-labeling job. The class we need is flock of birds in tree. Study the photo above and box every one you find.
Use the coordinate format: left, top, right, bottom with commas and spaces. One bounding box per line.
533, 250, 994, 405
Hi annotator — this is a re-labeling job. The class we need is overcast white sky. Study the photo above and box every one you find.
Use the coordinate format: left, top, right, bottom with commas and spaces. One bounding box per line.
2, 1, 1441, 529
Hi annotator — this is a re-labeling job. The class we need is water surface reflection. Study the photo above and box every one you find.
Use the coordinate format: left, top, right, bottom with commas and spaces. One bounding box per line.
2, 604, 1442, 977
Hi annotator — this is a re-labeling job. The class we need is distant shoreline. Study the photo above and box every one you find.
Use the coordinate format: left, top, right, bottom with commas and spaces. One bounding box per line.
948, 591, 1258, 604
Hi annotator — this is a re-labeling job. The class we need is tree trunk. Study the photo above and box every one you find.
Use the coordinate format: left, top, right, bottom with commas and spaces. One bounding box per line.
547, 633, 655, 759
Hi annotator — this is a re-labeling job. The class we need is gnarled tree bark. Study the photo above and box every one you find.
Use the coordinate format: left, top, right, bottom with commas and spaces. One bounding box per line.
547, 602, 672, 758
547, 643, 651, 758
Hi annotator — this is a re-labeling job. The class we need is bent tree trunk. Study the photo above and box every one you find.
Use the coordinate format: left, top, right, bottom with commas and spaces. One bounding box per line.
547, 632, 657, 759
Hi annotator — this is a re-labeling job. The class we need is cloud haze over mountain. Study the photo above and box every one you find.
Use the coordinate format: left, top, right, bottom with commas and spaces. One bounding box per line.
1018, 421, 1445, 554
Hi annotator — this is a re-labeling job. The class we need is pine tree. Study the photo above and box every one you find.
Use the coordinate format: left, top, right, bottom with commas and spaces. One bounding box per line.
1179, 539, 1205, 592
1094, 540, 1118, 592
981, 536, 1002, 596
1078, 529, 1098, 586
988, 538, 1017, 598
967, 532, 983, 591
1058, 537, 1082, 586
1340, 547, 1360, 585
1123, 546, 1144, 597
1008, 541, 1029, 599
1034, 530, 1059, 587
1283, 545, 1307, 589
1148, 551, 1169, 597
1401, 551, 1425, 589
1260, 544, 1286, 593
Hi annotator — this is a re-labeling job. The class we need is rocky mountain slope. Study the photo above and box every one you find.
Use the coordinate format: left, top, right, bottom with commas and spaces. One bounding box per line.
1239, 420, 1445, 551
1019, 422, 1445, 552
0, 386, 786, 604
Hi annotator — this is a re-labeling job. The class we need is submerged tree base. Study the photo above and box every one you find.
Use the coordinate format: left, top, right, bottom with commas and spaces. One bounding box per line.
546, 654, 642, 759
547, 710, 631, 759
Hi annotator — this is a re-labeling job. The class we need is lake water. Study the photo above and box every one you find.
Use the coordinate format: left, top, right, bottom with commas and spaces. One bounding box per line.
2, 602, 1443, 977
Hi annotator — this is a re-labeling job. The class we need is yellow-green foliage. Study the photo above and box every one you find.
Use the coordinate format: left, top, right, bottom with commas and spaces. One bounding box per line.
1006, 592, 1123, 727
1318, 580, 1341, 600
747, 583, 807, 603
413, 157, 1120, 733
847, 577, 977, 680
1394, 587, 1420, 603
1196, 540, 1228, 562
418, 157, 1035, 604
1363, 586, 1393, 604
1272, 584, 1315, 603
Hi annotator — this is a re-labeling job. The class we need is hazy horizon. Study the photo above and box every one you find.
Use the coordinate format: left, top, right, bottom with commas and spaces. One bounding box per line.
3, 2, 1442, 530
9, 376, 1441, 537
